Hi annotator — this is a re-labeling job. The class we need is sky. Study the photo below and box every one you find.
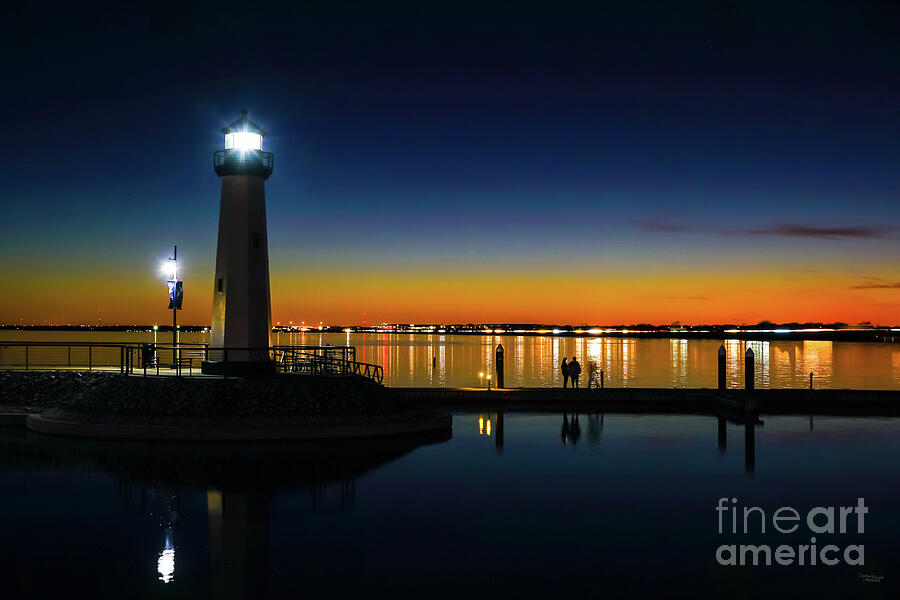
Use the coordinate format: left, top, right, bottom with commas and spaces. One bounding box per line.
1, 1, 899, 326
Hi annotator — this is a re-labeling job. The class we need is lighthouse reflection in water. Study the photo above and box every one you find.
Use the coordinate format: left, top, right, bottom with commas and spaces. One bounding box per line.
157, 529, 175, 584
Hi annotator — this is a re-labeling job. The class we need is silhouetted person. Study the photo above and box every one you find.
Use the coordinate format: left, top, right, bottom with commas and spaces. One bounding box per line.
568, 357, 582, 388
560, 357, 569, 388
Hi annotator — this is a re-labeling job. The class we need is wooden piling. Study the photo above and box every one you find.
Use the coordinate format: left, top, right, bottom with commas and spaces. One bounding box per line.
744, 347, 754, 390
718, 344, 726, 390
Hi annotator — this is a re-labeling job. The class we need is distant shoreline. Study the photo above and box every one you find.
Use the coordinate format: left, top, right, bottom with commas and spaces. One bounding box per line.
2, 324, 898, 343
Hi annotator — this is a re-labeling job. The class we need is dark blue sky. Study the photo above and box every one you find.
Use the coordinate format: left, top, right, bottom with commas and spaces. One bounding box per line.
2, 2, 899, 324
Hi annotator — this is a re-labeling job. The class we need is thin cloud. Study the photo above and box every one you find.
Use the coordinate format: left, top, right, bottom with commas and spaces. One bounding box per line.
745, 225, 895, 239
850, 281, 900, 290
635, 220, 895, 240
848, 275, 900, 290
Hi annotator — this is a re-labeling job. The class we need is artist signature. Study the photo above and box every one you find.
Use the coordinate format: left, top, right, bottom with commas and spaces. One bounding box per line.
858, 574, 883, 584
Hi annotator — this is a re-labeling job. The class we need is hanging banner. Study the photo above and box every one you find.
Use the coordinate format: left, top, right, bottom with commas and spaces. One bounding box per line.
167, 280, 183, 310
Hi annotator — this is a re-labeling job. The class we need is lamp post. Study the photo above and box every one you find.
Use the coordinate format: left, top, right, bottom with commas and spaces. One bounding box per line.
164, 245, 183, 367
170, 247, 177, 350
479, 372, 484, 388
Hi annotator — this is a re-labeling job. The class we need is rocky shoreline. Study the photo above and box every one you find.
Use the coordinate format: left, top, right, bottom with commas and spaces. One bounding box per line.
0, 371, 437, 428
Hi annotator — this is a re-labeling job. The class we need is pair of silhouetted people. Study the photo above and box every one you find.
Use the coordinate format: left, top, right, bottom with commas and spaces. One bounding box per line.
560, 357, 582, 388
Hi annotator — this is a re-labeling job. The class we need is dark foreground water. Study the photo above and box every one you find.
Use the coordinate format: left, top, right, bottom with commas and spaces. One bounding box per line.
1, 413, 898, 599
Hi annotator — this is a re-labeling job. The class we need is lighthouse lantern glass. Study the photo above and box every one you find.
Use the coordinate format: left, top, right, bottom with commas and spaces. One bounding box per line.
225, 131, 262, 151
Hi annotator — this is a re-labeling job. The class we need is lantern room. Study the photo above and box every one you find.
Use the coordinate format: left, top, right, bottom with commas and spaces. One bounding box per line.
214, 108, 273, 178
222, 108, 266, 148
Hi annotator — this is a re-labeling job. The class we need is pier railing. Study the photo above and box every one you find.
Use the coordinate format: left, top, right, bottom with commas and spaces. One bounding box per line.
0, 342, 383, 384
270, 346, 383, 382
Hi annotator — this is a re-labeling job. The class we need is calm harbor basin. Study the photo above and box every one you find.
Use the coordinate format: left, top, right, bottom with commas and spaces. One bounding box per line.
1, 412, 898, 598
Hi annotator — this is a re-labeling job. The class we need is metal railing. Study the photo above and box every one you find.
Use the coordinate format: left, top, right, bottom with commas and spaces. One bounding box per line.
0, 342, 383, 383
213, 149, 274, 177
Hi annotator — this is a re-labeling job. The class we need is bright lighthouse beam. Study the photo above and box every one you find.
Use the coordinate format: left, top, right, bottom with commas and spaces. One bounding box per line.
224, 131, 262, 151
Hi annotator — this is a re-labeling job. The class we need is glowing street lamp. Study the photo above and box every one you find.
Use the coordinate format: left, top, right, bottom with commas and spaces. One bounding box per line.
479, 372, 484, 388
487, 373, 492, 391
163, 245, 183, 364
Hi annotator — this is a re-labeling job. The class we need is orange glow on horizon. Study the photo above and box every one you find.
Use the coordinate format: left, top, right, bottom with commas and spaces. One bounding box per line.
3, 261, 900, 326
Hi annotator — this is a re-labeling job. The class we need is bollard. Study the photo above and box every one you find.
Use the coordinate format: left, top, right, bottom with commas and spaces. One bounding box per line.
718, 344, 727, 390
495, 343, 504, 388
744, 347, 754, 390
809, 372, 813, 390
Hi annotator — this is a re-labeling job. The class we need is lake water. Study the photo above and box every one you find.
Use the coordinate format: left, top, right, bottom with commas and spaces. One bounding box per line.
1, 413, 897, 598
4, 330, 900, 389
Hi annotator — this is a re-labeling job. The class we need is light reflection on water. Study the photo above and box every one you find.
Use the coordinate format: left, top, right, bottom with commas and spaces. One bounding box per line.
4, 330, 900, 389
2, 415, 900, 598
274, 332, 900, 390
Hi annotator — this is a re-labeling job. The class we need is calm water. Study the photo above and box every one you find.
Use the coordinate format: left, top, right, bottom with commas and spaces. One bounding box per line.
5, 330, 900, 389
1, 413, 898, 598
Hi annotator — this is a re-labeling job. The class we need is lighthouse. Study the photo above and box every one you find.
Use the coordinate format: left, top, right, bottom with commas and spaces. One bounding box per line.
206, 109, 274, 371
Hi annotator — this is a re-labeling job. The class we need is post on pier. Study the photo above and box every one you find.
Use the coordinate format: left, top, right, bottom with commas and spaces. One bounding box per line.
744, 347, 754, 390
718, 344, 726, 390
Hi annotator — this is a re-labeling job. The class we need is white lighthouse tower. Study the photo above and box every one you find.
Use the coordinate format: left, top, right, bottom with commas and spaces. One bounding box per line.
206, 109, 273, 372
